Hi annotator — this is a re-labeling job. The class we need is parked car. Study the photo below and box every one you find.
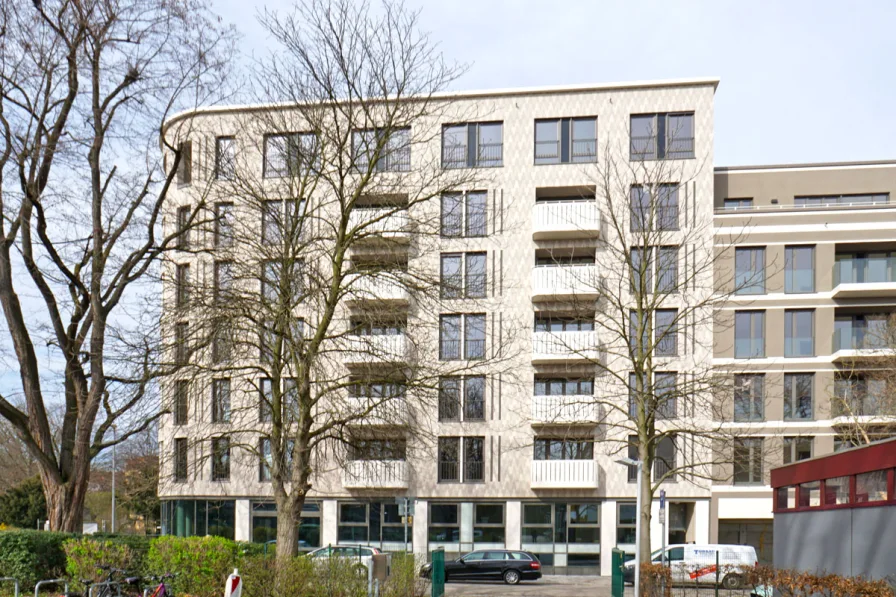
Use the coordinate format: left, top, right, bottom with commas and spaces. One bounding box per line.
420, 550, 542, 585
622, 544, 758, 589
305, 545, 382, 573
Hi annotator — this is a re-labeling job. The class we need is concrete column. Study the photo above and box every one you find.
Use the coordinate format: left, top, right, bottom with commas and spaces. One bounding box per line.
460, 502, 474, 547
600, 500, 617, 576
234, 499, 251, 542
413, 499, 428, 558
322, 499, 338, 547
505, 501, 521, 549
649, 498, 663, 553
695, 499, 711, 544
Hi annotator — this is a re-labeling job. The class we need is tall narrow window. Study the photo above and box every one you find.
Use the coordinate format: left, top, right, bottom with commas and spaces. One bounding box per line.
259, 437, 272, 482
174, 438, 188, 482
177, 141, 192, 184
174, 380, 189, 426
463, 376, 486, 421
783, 436, 812, 464
174, 322, 188, 366
784, 373, 813, 420
465, 253, 487, 298
654, 435, 676, 481
733, 374, 764, 422
734, 311, 765, 358
215, 136, 236, 180
784, 310, 814, 357
440, 191, 487, 238
175, 264, 190, 309
657, 185, 679, 231
466, 192, 487, 237
655, 309, 678, 356
630, 185, 678, 231
212, 437, 230, 481
440, 254, 462, 299
438, 378, 461, 421
214, 261, 233, 303
464, 314, 486, 360
262, 200, 282, 246
439, 315, 461, 360
259, 378, 273, 423
655, 372, 677, 419
733, 438, 763, 485
464, 437, 485, 482
215, 203, 234, 248
735, 247, 765, 295
176, 206, 191, 250
212, 378, 231, 423
657, 247, 679, 293
438, 437, 460, 482
785, 246, 815, 293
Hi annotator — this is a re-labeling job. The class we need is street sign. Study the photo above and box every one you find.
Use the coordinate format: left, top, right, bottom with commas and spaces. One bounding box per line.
659, 508, 665, 524
398, 499, 415, 516
660, 489, 666, 509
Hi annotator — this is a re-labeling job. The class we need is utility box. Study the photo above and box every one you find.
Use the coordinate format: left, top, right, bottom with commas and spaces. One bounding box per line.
371, 553, 392, 582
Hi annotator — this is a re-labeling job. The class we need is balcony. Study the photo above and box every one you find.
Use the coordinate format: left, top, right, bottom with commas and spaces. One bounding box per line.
531, 265, 601, 301
532, 201, 601, 239
341, 334, 409, 366
832, 259, 896, 298
531, 395, 599, 425
532, 330, 599, 364
348, 207, 409, 243
831, 326, 896, 361
531, 459, 599, 489
343, 459, 409, 489
345, 396, 408, 426
345, 272, 409, 305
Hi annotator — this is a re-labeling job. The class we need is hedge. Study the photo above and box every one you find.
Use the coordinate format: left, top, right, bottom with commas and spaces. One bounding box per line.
0, 531, 73, 592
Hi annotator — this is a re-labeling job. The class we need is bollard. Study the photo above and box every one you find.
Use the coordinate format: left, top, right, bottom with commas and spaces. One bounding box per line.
224, 569, 242, 597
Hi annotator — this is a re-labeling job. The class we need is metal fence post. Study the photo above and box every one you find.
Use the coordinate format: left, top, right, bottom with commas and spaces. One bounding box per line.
714, 550, 720, 597
430, 547, 445, 597
610, 549, 624, 597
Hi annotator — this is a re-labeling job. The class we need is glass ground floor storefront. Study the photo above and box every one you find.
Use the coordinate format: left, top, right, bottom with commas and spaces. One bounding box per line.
160, 497, 715, 575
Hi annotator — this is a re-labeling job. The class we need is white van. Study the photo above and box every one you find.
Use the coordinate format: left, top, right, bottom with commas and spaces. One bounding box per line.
623, 544, 758, 589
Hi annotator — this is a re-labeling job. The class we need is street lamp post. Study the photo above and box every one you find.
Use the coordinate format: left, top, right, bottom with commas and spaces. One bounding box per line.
111, 425, 117, 534
616, 457, 643, 597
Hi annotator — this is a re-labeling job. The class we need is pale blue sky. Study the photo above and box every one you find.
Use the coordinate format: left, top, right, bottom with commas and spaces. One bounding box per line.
212, 0, 896, 167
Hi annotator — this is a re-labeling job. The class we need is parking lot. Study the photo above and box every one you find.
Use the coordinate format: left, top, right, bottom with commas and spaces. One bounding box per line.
443, 575, 633, 597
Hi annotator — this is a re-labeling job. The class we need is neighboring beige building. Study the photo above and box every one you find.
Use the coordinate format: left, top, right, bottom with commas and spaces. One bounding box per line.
156, 77, 895, 575
712, 160, 896, 562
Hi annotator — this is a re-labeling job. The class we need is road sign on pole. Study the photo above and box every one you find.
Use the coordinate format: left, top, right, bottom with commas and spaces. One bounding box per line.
660, 489, 667, 569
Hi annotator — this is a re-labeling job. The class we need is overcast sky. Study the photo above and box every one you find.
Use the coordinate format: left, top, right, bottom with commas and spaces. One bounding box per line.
211, 0, 896, 167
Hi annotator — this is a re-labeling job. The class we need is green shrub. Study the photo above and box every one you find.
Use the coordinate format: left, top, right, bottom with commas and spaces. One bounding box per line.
145, 536, 239, 597
0, 478, 47, 529
0, 530, 72, 592
381, 553, 427, 597
63, 537, 134, 591
87, 534, 153, 574
240, 555, 365, 597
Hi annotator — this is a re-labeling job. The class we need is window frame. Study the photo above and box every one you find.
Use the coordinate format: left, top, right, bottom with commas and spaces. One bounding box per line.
473, 503, 505, 544
783, 436, 813, 465
214, 136, 236, 180
733, 374, 765, 422
428, 503, 460, 542
533, 117, 598, 165
734, 247, 765, 295
784, 245, 816, 294
174, 437, 188, 482
733, 438, 763, 486
174, 380, 189, 426
734, 310, 765, 359
783, 373, 814, 421
784, 309, 815, 357
211, 378, 232, 424
441, 122, 503, 169
211, 436, 231, 481
629, 112, 696, 161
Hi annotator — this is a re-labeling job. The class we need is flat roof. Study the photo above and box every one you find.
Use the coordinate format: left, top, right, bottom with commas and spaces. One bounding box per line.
715, 159, 896, 174
163, 76, 721, 129
771, 436, 896, 488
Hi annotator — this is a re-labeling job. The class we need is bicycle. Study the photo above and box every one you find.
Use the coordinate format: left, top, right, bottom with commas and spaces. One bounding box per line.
125, 574, 175, 597
62, 565, 127, 597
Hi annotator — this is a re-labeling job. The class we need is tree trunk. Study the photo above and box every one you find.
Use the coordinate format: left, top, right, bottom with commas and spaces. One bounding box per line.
274, 491, 307, 560
41, 472, 87, 532
638, 456, 653, 563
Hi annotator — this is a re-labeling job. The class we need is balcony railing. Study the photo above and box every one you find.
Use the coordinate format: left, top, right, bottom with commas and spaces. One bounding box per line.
345, 396, 408, 425
343, 459, 409, 489
832, 326, 892, 353
347, 207, 409, 240
532, 330, 599, 363
531, 459, 598, 489
341, 334, 409, 364
346, 272, 409, 303
833, 259, 896, 297
532, 201, 600, 239
354, 147, 411, 172
531, 264, 600, 299
531, 395, 598, 424
476, 143, 503, 168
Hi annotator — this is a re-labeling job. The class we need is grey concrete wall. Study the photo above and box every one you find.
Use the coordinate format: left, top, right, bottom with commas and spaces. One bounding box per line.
774, 507, 896, 579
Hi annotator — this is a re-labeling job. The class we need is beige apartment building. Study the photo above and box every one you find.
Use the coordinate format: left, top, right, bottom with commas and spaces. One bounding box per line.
157, 77, 895, 575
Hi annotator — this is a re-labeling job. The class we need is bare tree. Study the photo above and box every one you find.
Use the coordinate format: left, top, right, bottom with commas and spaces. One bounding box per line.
531, 134, 750, 561
159, 0, 520, 560
829, 314, 896, 447
0, 0, 236, 531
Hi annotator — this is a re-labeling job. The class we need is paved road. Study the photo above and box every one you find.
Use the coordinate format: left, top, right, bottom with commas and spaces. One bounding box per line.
443, 575, 634, 597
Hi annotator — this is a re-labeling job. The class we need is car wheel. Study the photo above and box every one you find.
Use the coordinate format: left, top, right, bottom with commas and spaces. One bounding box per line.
503, 570, 521, 585
722, 574, 743, 590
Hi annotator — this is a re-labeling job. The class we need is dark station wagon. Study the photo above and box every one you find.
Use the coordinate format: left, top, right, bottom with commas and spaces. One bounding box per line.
420, 549, 542, 585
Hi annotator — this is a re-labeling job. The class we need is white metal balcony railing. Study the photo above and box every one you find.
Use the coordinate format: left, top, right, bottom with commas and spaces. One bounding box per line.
532, 201, 601, 239
345, 396, 408, 425
531, 459, 599, 489
348, 208, 409, 240
341, 334, 409, 364
532, 330, 599, 363
531, 395, 599, 424
346, 272, 409, 303
531, 264, 600, 299
343, 459, 409, 489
